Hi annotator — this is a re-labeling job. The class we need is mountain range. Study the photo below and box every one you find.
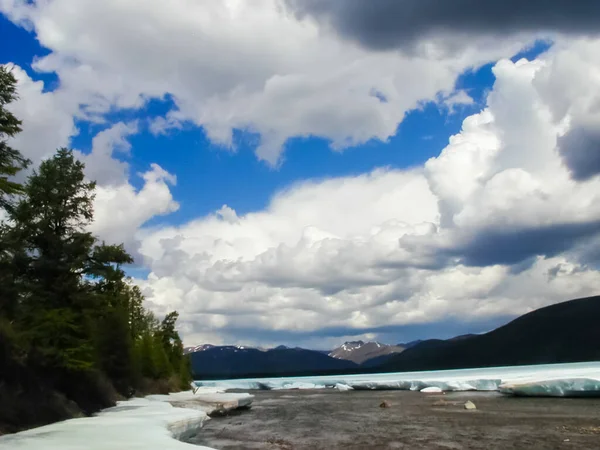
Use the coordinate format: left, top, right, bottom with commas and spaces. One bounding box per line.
188, 295, 600, 379
189, 345, 358, 379
328, 341, 405, 364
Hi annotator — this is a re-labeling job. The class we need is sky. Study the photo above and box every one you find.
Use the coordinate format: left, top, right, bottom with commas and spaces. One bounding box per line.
1, 0, 600, 350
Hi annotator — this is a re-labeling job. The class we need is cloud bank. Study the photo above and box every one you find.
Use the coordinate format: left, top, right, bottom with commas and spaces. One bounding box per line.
2, 2, 600, 347
1, 0, 526, 165
135, 40, 600, 346
287, 0, 600, 51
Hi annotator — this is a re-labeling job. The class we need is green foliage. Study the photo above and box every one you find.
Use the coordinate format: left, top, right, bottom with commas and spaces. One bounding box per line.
0, 74, 191, 414
25, 308, 94, 372
93, 305, 133, 394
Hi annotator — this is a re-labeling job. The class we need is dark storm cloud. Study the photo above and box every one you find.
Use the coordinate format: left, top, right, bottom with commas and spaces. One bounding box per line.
208, 315, 514, 349
558, 126, 600, 181
397, 219, 600, 270
449, 221, 600, 267
286, 0, 600, 50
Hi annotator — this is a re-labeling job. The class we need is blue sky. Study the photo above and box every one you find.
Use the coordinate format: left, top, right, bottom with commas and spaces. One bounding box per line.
2, 2, 599, 348
1, 13, 547, 224
1, 11, 465, 222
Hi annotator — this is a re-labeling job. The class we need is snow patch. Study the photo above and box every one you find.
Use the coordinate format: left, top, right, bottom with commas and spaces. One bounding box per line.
272, 381, 326, 390
499, 377, 600, 397
421, 387, 443, 393
0, 389, 254, 450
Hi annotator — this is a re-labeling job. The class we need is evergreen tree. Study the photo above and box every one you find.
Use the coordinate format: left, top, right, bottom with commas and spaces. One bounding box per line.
10, 149, 97, 371
0, 73, 191, 429
0, 66, 30, 209
0, 67, 29, 320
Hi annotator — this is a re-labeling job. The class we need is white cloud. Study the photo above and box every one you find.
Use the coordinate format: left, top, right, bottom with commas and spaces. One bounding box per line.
76, 121, 138, 186
91, 164, 179, 251
440, 89, 474, 114
1, 0, 529, 166
4, 65, 178, 258
4, 2, 600, 348
132, 39, 600, 346
5, 65, 77, 166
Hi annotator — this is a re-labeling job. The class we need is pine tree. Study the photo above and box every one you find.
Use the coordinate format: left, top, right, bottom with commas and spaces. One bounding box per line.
0, 66, 30, 210
0, 67, 192, 428
87, 243, 135, 394
0, 66, 29, 320
159, 311, 186, 379
11, 148, 97, 371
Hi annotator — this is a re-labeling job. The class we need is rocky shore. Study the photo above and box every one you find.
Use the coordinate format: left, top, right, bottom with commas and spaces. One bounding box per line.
194, 389, 600, 449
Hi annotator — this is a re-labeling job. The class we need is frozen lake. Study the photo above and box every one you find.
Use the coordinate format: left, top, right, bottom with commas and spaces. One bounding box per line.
194, 361, 600, 395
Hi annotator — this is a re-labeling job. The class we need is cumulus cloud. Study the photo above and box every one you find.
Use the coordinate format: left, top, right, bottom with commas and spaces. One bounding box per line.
133, 39, 600, 347
4, 2, 600, 347
4, 64, 178, 259
75, 121, 138, 186
90, 164, 179, 252
286, 0, 600, 51
558, 126, 600, 181
1, 0, 528, 165
5, 65, 77, 165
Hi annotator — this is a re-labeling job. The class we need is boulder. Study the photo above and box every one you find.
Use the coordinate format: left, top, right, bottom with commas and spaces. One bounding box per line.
379, 400, 392, 408
464, 400, 477, 410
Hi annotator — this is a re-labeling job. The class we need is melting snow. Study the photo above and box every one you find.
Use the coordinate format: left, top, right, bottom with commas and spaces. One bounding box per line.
421, 387, 443, 393
195, 362, 600, 397
0, 389, 254, 450
499, 377, 600, 397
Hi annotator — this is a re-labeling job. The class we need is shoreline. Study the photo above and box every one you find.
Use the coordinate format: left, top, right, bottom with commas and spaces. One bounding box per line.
0, 388, 254, 450
193, 389, 600, 449
2, 362, 599, 449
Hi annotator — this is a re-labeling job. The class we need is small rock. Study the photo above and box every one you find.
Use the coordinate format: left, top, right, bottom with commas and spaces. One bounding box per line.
464, 400, 476, 410
564, 439, 570, 442
380, 400, 391, 408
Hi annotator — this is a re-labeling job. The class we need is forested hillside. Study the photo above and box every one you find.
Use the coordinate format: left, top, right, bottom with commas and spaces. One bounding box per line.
378, 295, 600, 372
0, 67, 190, 433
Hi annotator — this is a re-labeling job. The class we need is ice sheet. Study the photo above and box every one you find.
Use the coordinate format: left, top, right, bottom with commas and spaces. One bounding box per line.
420, 387, 443, 393
499, 377, 600, 397
195, 361, 600, 397
0, 389, 254, 450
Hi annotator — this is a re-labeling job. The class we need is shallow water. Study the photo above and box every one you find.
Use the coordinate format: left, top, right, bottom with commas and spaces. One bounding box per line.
191, 389, 600, 449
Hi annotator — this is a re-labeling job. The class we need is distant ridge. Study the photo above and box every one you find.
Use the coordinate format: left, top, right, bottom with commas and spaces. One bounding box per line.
187, 296, 600, 378
190, 345, 357, 379
329, 341, 405, 364
379, 295, 600, 372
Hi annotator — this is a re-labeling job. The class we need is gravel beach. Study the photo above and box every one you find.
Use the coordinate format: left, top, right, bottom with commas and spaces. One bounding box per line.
191, 389, 600, 450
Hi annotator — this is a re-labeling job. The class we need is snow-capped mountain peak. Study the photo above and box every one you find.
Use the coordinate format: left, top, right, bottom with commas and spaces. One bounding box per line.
329, 341, 405, 364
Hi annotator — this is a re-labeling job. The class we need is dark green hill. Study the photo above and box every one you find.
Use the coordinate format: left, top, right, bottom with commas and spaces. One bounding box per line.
378, 295, 600, 372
